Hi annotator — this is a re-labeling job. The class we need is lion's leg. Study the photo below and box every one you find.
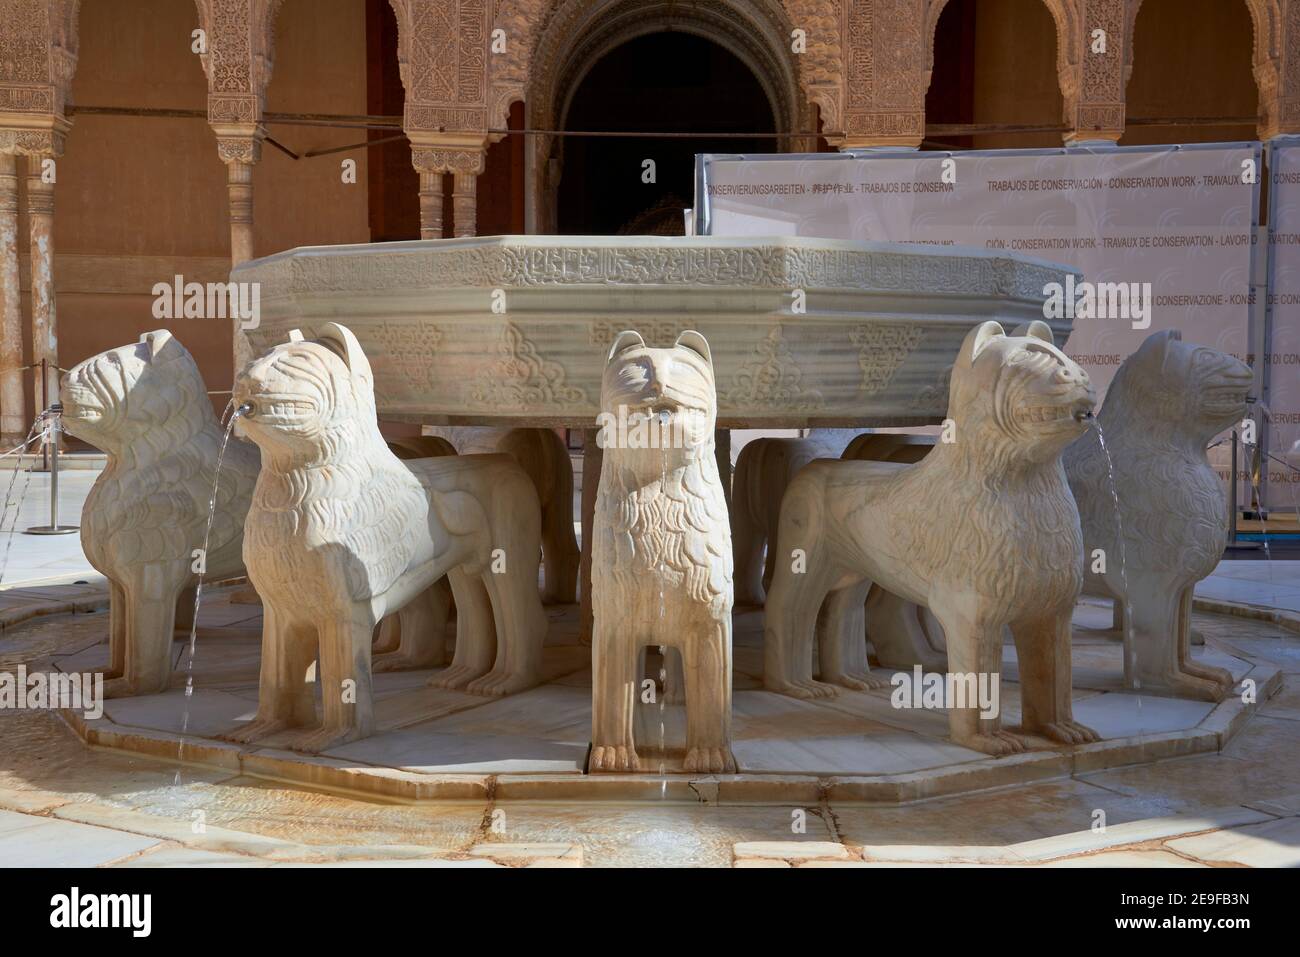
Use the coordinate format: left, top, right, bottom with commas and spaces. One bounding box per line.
220, 605, 316, 743
1012, 612, 1099, 745
590, 618, 639, 772
662, 645, 685, 705
683, 620, 736, 773
818, 579, 886, 690
105, 563, 186, 698
289, 605, 375, 752
372, 613, 400, 655
730, 448, 764, 607
104, 580, 127, 681
428, 567, 495, 690
933, 601, 1025, 756
865, 587, 949, 672
1129, 587, 1225, 701
764, 559, 837, 699
466, 563, 546, 697
539, 444, 579, 605
761, 479, 786, 599
173, 585, 197, 634
374, 577, 453, 672
1174, 586, 1235, 694
732, 510, 766, 608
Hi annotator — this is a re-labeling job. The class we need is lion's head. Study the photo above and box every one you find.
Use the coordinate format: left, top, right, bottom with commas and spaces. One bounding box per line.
1101, 330, 1252, 443
60, 330, 209, 454
947, 319, 1096, 464
598, 329, 716, 460
233, 322, 377, 464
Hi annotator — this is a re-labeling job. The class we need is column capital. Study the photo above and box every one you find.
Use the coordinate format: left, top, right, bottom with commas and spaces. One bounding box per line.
410, 141, 488, 176
214, 126, 266, 167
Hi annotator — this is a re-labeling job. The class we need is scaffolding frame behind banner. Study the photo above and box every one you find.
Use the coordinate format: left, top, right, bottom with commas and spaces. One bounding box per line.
695, 141, 1267, 507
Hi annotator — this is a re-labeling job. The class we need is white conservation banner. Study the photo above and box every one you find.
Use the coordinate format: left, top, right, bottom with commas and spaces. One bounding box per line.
699, 144, 1261, 493
1266, 140, 1300, 511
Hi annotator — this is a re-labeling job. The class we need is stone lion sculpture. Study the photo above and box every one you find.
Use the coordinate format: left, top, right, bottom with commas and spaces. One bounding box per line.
731, 434, 853, 606
838, 434, 949, 672
60, 330, 260, 698
426, 426, 579, 605
223, 323, 548, 751
591, 330, 734, 773
369, 435, 459, 672
1063, 329, 1252, 701
765, 320, 1100, 756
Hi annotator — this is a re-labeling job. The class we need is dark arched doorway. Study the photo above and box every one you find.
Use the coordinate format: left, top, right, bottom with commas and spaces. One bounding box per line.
556, 32, 777, 235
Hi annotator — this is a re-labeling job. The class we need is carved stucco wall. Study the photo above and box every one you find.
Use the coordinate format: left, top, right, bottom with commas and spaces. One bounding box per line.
6, 2, 1300, 159
0, 0, 80, 155
491, 0, 837, 145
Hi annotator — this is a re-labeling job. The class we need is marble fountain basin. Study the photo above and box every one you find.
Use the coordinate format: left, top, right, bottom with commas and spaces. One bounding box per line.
233, 235, 1080, 429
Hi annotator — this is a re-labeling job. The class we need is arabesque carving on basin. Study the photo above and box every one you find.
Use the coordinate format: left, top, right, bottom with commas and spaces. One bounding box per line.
234, 236, 1079, 428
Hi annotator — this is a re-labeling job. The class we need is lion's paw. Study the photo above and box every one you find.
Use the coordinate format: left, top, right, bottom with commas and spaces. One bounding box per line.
427, 663, 484, 691
766, 679, 838, 700
465, 670, 537, 697
955, 729, 1029, 756
684, 747, 736, 774
1037, 720, 1099, 745
590, 744, 639, 772
832, 671, 890, 692
217, 716, 290, 745
287, 724, 363, 754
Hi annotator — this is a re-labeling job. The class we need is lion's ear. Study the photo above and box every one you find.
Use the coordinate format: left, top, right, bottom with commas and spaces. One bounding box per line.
957, 321, 1004, 366
606, 330, 645, 364
1010, 320, 1054, 345
315, 322, 373, 384
140, 329, 178, 360
674, 330, 713, 369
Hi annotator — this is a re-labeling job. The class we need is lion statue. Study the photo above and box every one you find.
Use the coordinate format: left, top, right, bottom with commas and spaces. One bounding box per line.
425, 426, 579, 605
60, 330, 260, 698
764, 320, 1099, 756
1063, 329, 1252, 701
591, 330, 734, 773
222, 323, 548, 752
369, 435, 459, 672
731, 433, 854, 606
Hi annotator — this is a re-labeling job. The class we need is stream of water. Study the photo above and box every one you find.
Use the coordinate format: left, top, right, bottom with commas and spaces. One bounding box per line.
175, 406, 245, 783
1089, 419, 1143, 730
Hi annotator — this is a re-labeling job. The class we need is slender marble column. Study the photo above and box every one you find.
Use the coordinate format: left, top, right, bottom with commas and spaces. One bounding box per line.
0, 156, 23, 442
226, 158, 254, 265
418, 170, 444, 239
452, 172, 477, 238
26, 164, 57, 419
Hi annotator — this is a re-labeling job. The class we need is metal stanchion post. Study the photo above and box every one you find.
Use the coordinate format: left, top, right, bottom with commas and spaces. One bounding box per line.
1226, 427, 1260, 552
24, 403, 78, 535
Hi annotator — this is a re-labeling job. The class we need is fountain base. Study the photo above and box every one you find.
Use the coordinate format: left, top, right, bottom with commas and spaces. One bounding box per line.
35, 586, 1282, 806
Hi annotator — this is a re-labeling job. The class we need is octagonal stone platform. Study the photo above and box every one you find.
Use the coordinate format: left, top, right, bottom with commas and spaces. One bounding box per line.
43, 588, 1282, 805
233, 235, 1079, 428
